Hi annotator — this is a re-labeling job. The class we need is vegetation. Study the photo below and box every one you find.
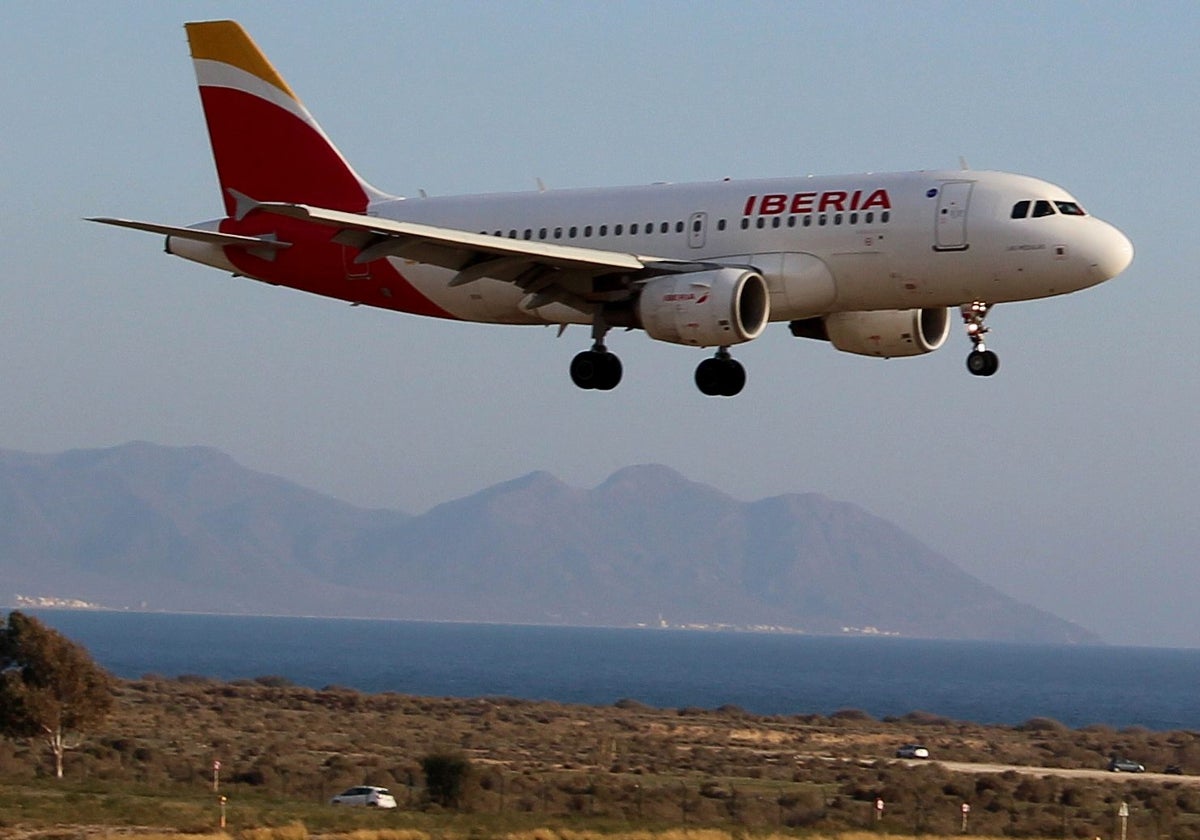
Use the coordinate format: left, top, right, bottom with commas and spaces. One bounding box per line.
2, 669, 1200, 837
0, 611, 113, 779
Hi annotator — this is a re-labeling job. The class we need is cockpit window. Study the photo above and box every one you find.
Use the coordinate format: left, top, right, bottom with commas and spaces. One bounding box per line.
1011, 200, 1030, 219
1054, 201, 1087, 216
1031, 200, 1056, 218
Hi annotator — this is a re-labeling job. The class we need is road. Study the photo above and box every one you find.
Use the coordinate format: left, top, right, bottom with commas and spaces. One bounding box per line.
909, 759, 1200, 785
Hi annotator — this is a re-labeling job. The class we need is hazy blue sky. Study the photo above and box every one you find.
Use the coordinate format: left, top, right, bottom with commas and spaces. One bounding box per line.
2, 2, 1197, 647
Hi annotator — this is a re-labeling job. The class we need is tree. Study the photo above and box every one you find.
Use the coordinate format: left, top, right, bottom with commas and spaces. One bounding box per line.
422, 751, 471, 808
0, 611, 114, 778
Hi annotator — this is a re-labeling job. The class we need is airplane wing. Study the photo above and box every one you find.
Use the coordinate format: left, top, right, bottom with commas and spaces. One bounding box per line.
257, 203, 721, 311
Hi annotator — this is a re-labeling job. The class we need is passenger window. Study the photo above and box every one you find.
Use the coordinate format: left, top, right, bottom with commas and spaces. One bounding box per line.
881, 211, 890, 223
554, 227, 562, 239
787, 216, 796, 228
740, 218, 749, 230
756, 218, 765, 229
692, 219, 701, 233
570, 226, 578, 237
772, 217, 781, 228
1032, 200, 1055, 217
660, 222, 669, 234
599, 225, 607, 236
675, 221, 684, 233
538, 228, 547, 240
615, 224, 623, 235
1011, 200, 1030, 219
834, 213, 842, 225
584, 225, 592, 237
523, 229, 532, 239
849, 212, 858, 224
716, 219, 726, 231
818, 214, 827, 226
803, 216, 812, 227
865, 212, 873, 223
630, 223, 638, 235
508, 230, 517, 238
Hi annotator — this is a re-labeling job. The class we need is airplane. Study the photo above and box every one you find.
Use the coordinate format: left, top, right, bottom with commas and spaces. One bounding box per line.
92, 20, 1133, 397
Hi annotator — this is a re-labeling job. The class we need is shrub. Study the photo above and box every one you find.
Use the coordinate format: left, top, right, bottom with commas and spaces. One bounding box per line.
421, 751, 471, 808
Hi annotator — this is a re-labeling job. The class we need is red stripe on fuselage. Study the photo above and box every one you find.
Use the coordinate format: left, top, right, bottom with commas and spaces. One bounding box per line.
220, 214, 459, 320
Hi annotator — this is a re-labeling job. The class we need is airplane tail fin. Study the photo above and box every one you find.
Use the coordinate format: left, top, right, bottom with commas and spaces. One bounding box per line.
185, 20, 387, 216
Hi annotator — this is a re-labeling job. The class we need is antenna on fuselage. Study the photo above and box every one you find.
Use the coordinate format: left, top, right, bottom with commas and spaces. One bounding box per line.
958, 156, 970, 171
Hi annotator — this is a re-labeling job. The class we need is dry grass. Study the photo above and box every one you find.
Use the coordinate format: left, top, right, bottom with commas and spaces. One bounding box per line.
2, 678, 1199, 839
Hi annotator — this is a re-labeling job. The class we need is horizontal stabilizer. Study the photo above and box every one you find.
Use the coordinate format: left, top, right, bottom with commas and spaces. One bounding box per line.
87, 217, 290, 250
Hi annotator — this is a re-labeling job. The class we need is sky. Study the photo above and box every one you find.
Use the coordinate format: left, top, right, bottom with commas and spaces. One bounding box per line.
2, 1, 1198, 647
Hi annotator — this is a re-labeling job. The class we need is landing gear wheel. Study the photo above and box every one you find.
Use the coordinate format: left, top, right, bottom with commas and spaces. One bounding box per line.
960, 302, 1000, 377
570, 350, 622, 390
694, 354, 745, 397
966, 349, 999, 377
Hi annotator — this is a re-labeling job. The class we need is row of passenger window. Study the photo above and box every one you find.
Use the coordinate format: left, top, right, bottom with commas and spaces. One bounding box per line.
1011, 199, 1087, 219
741, 210, 889, 229
483, 210, 890, 241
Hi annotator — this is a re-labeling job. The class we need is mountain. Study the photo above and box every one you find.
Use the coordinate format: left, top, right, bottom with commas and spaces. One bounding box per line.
0, 443, 1097, 643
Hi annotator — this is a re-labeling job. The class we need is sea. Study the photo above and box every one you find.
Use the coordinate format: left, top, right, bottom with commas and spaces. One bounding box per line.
25, 610, 1200, 731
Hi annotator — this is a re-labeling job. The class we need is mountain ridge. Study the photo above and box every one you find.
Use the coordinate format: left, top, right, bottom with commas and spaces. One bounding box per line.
0, 442, 1098, 643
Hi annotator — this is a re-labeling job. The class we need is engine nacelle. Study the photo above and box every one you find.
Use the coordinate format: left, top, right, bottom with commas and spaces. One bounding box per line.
822, 308, 951, 357
637, 268, 769, 347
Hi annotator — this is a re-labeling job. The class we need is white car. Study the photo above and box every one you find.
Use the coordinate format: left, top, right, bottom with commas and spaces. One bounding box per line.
896, 744, 930, 759
330, 785, 398, 808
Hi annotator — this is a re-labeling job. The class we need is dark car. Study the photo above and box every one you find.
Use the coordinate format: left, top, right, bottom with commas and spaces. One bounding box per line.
1108, 758, 1145, 773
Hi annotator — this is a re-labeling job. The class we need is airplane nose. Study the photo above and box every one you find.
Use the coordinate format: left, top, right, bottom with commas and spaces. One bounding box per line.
1090, 221, 1134, 281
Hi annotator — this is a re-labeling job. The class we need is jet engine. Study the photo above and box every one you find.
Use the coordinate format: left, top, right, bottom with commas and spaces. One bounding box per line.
791, 307, 950, 357
637, 268, 769, 347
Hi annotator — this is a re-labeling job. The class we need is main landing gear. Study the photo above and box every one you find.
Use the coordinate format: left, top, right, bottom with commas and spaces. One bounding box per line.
569, 316, 623, 391
568, 318, 746, 396
694, 348, 746, 397
961, 301, 1000, 377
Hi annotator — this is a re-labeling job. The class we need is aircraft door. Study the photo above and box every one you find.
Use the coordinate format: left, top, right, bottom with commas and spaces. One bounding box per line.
687, 212, 707, 248
934, 181, 973, 251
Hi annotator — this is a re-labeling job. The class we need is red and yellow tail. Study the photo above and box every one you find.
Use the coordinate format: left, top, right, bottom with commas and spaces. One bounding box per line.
185, 21, 384, 216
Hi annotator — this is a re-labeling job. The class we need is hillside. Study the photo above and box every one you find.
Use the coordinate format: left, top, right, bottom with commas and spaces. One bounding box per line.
0, 443, 1096, 642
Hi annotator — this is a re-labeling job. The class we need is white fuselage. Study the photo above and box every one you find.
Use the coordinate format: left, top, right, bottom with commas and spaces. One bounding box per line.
363, 169, 1131, 326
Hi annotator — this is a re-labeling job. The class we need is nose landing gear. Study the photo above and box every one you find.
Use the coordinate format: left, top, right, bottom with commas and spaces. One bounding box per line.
961, 301, 999, 377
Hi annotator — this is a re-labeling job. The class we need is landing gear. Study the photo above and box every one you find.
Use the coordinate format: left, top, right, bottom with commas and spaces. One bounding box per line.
570, 314, 623, 391
570, 348, 622, 390
961, 301, 999, 377
695, 348, 745, 397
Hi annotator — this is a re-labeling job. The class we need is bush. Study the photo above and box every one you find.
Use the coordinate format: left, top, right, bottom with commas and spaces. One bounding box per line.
421, 752, 471, 808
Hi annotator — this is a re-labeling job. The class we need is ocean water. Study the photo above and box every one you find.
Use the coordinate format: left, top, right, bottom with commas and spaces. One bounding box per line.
27, 610, 1200, 731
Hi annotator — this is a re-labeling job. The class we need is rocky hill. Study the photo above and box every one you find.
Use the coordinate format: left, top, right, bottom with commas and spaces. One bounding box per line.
0, 443, 1096, 642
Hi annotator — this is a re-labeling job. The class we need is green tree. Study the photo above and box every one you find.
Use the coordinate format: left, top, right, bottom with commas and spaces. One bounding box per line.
0, 611, 114, 778
422, 751, 471, 808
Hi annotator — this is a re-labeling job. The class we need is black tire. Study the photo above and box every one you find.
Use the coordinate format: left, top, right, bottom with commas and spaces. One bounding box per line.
569, 351, 598, 389
594, 351, 623, 391
967, 349, 999, 376
694, 358, 723, 395
719, 359, 746, 396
